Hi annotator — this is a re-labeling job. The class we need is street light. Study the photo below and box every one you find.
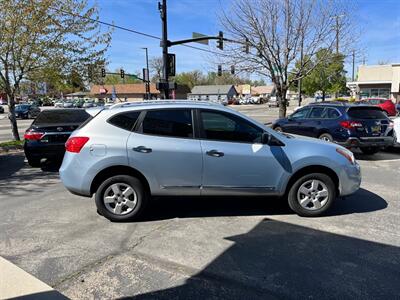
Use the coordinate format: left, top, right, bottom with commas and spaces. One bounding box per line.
141, 47, 150, 100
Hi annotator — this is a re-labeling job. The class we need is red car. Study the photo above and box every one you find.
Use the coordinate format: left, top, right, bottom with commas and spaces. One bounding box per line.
359, 98, 396, 116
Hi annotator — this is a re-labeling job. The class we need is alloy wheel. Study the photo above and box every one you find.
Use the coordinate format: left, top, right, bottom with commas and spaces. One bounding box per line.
297, 179, 329, 211
103, 183, 138, 215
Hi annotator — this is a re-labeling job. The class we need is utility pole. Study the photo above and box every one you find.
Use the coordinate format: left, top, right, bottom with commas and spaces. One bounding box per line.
159, 0, 169, 99
142, 47, 150, 100
352, 49, 355, 81
298, 29, 304, 107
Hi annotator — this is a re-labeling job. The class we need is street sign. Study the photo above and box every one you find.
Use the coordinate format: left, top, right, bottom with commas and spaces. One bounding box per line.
192, 32, 209, 45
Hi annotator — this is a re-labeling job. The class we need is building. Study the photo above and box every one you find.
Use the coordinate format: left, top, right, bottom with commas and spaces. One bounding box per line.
188, 85, 238, 101
251, 85, 275, 98
347, 64, 400, 102
90, 83, 190, 102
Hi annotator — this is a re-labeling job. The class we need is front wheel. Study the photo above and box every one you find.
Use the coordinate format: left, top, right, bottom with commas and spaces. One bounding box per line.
288, 173, 336, 217
95, 175, 147, 222
360, 147, 379, 155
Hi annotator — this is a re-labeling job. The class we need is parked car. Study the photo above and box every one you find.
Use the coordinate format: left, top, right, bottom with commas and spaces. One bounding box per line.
357, 98, 396, 116
268, 96, 278, 107
60, 100, 361, 221
63, 101, 75, 108
54, 100, 64, 108
0, 105, 4, 114
393, 117, 400, 147
272, 102, 394, 155
24, 109, 92, 167
82, 101, 95, 108
14, 104, 40, 119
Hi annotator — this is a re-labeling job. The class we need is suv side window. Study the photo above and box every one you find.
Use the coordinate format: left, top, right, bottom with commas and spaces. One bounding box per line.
200, 110, 263, 143
142, 109, 193, 138
290, 107, 311, 120
108, 111, 141, 131
309, 107, 325, 119
323, 108, 340, 119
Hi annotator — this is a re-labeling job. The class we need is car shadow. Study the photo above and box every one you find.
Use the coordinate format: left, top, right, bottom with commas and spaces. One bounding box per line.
140, 188, 387, 221
126, 218, 400, 299
353, 147, 400, 161
0, 152, 25, 180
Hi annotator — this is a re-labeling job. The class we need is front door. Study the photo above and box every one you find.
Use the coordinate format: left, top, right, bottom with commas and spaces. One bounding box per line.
127, 109, 202, 195
198, 109, 285, 196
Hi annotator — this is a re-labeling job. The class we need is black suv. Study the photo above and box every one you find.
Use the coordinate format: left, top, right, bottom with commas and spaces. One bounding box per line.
24, 109, 91, 167
272, 101, 394, 155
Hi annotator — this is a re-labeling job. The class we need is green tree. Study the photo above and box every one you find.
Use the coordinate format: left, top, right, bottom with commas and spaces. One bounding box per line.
0, 0, 111, 140
301, 49, 347, 101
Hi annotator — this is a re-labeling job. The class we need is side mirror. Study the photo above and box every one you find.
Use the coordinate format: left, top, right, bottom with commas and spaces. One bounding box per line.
262, 132, 285, 146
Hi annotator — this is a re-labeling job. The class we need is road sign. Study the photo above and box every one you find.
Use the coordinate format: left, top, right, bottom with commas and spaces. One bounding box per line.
192, 32, 209, 45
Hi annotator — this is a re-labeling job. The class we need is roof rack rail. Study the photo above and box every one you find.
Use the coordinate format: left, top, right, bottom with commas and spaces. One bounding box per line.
108, 99, 222, 109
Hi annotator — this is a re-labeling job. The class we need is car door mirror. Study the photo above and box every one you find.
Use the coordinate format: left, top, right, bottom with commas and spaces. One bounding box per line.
262, 132, 285, 146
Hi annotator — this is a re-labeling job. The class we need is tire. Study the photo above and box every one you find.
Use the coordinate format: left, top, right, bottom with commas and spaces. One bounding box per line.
274, 126, 283, 133
95, 175, 147, 222
27, 158, 41, 167
360, 147, 379, 155
318, 133, 333, 142
287, 173, 336, 217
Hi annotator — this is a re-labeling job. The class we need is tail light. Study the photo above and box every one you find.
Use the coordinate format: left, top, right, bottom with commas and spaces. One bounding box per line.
340, 121, 363, 129
24, 130, 44, 141
65, 137, 89, 153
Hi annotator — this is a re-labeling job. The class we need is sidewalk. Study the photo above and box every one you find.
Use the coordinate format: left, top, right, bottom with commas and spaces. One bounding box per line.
0, 257, 68, 299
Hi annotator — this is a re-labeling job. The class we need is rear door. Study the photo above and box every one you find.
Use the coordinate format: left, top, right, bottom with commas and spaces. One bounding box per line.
302, 107, 326, 137
127, 109, 202, 195
346, 107, 391, 137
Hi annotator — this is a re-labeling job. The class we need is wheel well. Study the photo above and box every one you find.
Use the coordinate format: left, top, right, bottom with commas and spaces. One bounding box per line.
285, 165, 339, 195
90, 165, 150, 196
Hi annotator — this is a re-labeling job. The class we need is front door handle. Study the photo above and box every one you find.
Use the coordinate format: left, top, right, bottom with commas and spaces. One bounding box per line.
133, 146, 152, 153
206, 149, 224, 157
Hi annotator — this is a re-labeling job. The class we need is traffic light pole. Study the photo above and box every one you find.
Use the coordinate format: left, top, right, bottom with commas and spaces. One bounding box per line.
160, 0, 169, 99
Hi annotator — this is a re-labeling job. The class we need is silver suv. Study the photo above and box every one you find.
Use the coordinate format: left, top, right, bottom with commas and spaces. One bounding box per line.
60, 101, 361, 221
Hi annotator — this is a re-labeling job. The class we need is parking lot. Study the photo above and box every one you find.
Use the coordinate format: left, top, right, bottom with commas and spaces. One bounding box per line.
0, 104, 399, 299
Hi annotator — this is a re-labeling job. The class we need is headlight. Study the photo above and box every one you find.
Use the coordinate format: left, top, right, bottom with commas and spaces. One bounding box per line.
336, 148, 355, 165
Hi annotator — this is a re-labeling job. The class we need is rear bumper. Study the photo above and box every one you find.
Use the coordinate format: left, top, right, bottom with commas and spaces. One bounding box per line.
24, 142, 65, 160
338, 136, 394, 148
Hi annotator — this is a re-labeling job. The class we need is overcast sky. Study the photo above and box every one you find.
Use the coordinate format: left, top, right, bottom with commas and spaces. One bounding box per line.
91, 0, 400, 80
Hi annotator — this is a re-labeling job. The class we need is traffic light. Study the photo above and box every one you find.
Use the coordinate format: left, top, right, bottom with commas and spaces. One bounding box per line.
243, 38, 250, 54
167, 53, 176, 77
120, 69, 125, 79
217, 65, 222, 76
231, 65, 235, 75
217, 31, 223, 50
101, 68, 106, 77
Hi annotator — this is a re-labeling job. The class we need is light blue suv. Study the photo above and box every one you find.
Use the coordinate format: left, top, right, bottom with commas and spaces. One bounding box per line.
60, 101, 361, 221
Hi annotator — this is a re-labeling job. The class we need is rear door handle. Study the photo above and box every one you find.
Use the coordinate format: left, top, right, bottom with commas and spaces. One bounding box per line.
133, 146, 152, 153
206, 149, 224, 157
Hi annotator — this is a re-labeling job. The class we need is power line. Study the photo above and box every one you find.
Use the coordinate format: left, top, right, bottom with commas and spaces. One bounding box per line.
50, 6, 221, 55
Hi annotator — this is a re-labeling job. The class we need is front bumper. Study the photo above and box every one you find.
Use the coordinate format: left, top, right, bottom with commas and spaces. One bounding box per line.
338, 136, 394, 148
338, 162, 361, 196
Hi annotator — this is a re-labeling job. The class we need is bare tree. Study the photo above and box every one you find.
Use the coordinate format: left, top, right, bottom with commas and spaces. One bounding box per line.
149, 57, 163, 82
0, 0, 111, 140
220, 0, 357, 117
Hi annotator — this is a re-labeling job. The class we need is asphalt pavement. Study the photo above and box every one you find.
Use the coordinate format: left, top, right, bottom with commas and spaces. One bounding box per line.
0, 148, 399, 299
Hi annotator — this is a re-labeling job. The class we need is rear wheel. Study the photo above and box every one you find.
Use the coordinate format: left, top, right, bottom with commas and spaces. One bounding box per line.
274, 126, 283, 133
95, 175, 147, 222
288, 173, 336, 217
318, 133, 333, 142
361, 147, 379, 155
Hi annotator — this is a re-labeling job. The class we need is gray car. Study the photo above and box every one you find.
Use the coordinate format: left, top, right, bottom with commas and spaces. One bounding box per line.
60, 101, 361, 221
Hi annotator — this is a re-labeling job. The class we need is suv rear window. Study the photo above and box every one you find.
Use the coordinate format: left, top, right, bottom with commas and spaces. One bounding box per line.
108, 111, 141, 131
347, 107, 387, 119
34, 109, 90, 124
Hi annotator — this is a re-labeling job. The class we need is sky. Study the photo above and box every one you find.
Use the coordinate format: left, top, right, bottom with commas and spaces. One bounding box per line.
90, 0, 400, 80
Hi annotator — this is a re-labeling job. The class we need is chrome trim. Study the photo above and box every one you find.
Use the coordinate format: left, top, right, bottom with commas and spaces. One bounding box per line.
203, 185, 275, 190
160, 185, 201, 189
